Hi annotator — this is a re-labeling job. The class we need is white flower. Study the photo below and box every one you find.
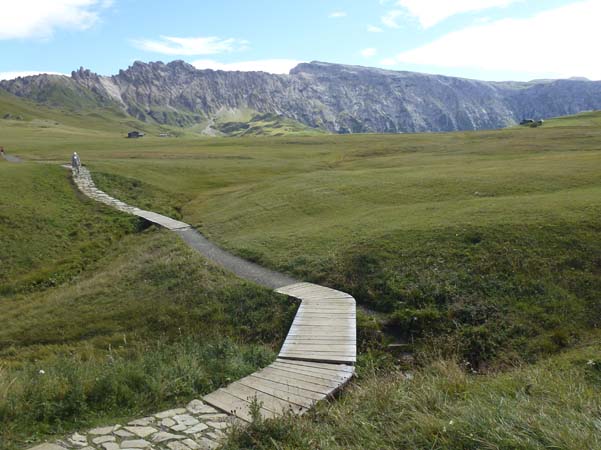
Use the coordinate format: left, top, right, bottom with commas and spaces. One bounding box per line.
39, 369, 45, 375
587, 360, 595, 366
449, 420, 454, 425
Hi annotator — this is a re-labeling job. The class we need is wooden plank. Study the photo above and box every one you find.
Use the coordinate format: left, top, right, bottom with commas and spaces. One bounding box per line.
272, 361, 353, 381
203, 388, 275, 422
279, 346, 355, 354
252, 370, 334, 395
294, 314, 356, 320
270, 362, 352, 382
286, 332, 354, 339
134, 210, 190, 230
279, 353, 356, 362
283, 339, 357, 345
298, 304, 356, 310
245, 374, 326, 400
288, 324, 353, 331
282, 341, 356, 348
223, 382, 307, 416
284, 333, 355, 338
281, 344, 356, 353
295, 310, 356, 316
283, 333, 355, 339
237, 377, 320, 407
295, 307, 351, 313
285, 288, 353, 297
259, 366, 342, 389
275, 359, 355, 373
277, 284, 353, 299
291, 320, 354, 327
279, 353, 356, 364
291, 294, 354, 302
299, 301, 355, 306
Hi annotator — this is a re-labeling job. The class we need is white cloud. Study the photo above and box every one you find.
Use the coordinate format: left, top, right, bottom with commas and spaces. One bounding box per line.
381, 10, 404, 28
367, 25, 384, 33
329, 11, 347, 18
0, 71, 67, 81
192, 59, 303, 74
395, 0, 601, 80
396, 0, 523, 28
380, 58, 397, 66
132, 36, 248, 56
361, 48, 377, 57
0, 0, 111, 40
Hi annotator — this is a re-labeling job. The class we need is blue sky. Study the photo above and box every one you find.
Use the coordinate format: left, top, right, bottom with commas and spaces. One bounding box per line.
1, 0, 600, 81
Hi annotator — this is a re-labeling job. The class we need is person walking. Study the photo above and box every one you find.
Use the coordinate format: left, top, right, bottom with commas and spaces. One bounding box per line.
71, 152, 81, 176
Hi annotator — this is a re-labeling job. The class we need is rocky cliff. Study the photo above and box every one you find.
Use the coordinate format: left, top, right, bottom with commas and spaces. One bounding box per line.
2, 60, 601, 133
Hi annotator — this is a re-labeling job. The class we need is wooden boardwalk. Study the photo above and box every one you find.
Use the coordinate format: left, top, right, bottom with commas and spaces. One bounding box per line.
203, 283, 356, 419
276, 283, 356, 364
74, 168, 190, 230
71, 166, 356, 423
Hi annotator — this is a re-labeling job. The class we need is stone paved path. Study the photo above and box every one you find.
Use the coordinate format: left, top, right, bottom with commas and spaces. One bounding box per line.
29, 399, 235, 450
26, 165, 357, 450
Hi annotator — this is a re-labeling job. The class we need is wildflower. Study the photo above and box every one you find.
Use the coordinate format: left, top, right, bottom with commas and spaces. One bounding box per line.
587, 360, 595, 366
39, 369, 45, 375
449, 420, 454, 425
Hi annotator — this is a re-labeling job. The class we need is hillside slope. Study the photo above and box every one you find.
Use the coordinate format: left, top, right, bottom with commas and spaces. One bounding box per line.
2, 61, 601, 134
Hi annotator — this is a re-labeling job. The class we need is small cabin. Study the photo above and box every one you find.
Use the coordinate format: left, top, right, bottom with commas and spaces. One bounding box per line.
520, 119, 535, 125
127, 131, 145, 138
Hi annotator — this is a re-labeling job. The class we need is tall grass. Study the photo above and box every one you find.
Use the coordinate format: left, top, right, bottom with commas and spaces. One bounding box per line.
225, 341, 601, 450
0, 337, 274, 450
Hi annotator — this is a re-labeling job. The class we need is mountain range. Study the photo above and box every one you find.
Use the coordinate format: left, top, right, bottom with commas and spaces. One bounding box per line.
2, 60, 601, 135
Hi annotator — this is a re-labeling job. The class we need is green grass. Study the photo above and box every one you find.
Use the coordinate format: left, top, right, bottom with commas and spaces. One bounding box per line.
0, 162, 295, 449
2, 89, 600, 449
10, 114, 594, 368
1, 338, 273, 450
224, 339, 601, 450
213, 113, 326, 137
3, 108, 600, 367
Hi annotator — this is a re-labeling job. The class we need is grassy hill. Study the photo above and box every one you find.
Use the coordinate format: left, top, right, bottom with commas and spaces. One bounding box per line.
0, 88, 323, 138
1, 101, 600, 449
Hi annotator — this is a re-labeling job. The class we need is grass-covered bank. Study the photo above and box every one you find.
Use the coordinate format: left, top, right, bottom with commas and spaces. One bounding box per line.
319, 220, 601, 368
1, 338, 273, 450
0, 164, 295, 449
0, 163, 138, 296
225, 339, 601, 450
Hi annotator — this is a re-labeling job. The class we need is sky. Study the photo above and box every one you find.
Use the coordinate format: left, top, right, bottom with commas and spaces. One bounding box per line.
1, 0, 600, 81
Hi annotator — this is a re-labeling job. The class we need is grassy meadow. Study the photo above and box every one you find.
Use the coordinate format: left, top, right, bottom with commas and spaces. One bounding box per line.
1, 91, 601, 449
0, 162, 295, 449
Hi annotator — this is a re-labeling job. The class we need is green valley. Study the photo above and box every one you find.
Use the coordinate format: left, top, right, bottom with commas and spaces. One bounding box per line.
1, 87, 600, 449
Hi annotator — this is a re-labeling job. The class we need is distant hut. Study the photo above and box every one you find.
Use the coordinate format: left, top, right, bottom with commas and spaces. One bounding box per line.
127, 131, 145, 138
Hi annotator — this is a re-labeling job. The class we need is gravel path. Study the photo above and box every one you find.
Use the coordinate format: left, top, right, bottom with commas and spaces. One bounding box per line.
175, 228, 298, 289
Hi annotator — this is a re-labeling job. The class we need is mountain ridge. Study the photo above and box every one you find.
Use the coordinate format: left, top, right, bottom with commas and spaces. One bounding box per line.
2, 60, 601, 134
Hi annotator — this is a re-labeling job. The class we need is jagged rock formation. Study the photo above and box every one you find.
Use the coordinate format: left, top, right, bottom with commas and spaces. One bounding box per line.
2, 60, 601, 134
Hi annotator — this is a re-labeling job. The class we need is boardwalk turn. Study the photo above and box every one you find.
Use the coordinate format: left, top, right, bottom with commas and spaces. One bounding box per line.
23, 165, 357, 450
72, 166, 357, 422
